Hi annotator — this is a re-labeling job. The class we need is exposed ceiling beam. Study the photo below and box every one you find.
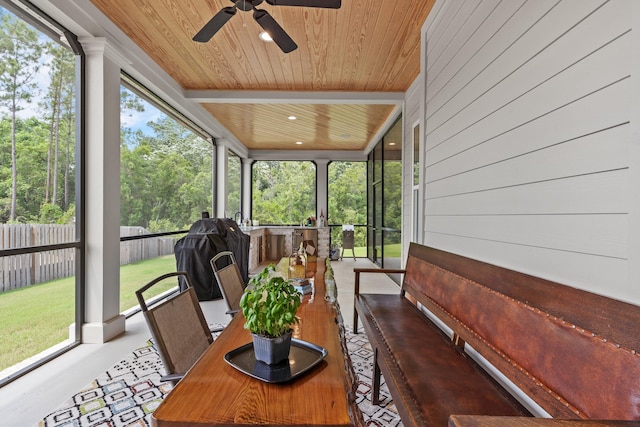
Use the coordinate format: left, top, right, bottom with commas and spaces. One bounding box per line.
249, 150, 367, 161
184, 90, 405, 105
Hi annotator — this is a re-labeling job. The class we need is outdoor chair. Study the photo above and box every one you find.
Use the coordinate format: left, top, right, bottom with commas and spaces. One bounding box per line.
210, 251, 247, 318
341, 225, 356, 261
135, 271, 214, 384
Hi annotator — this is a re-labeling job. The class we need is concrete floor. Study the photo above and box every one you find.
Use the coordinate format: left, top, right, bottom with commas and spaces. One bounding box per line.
0, 258, 399, 427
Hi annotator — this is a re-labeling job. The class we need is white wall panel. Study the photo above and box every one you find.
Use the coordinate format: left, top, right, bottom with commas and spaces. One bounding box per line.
425, 214, 626, 259
427, 0, 532, 105
424, 0, 466, 69
427, 1, 614, 131
425, 1, 486, 77
426, 0, 562, 122
427, 169, 628, 216
421, 0, 636, 304
424, 233, 635, 304
426, 0, 525, 102
426, 80, 630, 181
402, 77, 423, 257
427, 23, 630, 156
427, 124, 629, 198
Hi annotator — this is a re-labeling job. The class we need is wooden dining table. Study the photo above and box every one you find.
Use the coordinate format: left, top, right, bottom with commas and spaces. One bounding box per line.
151, 259, 364, 427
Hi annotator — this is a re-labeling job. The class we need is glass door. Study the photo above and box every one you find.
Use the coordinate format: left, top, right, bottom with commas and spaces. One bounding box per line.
373, 182, 383, 266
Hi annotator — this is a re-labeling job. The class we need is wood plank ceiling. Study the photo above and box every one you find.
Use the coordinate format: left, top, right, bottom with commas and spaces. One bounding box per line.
89, 0, 435, 151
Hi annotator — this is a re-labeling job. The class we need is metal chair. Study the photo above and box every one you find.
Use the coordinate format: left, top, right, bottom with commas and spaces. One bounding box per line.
135, 272, 213, 383
210, 251, 246, 318
341, 225, 356, 260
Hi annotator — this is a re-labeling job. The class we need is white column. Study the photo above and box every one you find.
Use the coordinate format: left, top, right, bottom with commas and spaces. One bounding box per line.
216, 142, 228, 218
242, 158, 252, 221
315, 159, 329, 225
78, 37, 126, 343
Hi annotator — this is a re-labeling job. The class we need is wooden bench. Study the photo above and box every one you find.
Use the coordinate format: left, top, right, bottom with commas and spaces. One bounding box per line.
353, 243, 640, 427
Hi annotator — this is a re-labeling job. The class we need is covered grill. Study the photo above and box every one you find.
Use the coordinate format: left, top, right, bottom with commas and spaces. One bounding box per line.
174, 218, 250, 301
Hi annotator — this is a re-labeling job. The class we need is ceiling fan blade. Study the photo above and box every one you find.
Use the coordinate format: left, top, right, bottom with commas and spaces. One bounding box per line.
266, 0, 341, 8
193, 6, 237, 43
253, 9, 298, 53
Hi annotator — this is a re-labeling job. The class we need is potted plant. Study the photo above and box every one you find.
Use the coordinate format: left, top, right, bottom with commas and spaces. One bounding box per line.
239, 264, 302, 364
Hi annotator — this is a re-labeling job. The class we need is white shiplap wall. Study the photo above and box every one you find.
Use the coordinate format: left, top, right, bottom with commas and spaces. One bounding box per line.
402, 74, 424, 259
420, 0, 638, 304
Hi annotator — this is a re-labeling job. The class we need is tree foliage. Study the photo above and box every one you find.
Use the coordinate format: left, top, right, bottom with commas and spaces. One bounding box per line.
252, 161, 316, 225
0, 9, 401, 238
328, 161, 366, 226
119, 100, 213, 231
328, 161, 368, 247
0, 10, 43, 221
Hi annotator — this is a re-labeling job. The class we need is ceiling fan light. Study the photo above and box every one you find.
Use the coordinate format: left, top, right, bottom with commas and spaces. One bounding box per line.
259, 31, 273, 42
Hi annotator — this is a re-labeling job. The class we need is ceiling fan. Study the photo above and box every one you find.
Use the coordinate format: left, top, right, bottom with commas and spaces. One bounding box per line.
193, 0, 342, 53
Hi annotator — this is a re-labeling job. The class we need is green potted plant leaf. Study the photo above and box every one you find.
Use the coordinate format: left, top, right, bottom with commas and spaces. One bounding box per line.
239, 264, 302, 364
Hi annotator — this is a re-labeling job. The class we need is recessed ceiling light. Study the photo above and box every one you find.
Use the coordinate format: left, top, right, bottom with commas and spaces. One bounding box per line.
389, 142, 396, 146
259, 31, 273, 42
288, 115, 297, 120
295, 141, 303, 145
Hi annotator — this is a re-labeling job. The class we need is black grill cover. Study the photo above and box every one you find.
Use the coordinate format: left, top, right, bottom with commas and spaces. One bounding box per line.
175, 218, 250, 301
208, 218, 250, 285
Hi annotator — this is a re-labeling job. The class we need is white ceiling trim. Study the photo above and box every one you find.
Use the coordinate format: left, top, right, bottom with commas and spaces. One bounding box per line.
32, 0, 248, 156
185, 90, 405, 104
248, 150, 367, 162
364, 104, 403, 154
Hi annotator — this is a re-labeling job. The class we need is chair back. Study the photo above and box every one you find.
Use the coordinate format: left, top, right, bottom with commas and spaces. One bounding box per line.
210, 251, 246, 316
136, 272, 213, 377
342, 230, 355, 249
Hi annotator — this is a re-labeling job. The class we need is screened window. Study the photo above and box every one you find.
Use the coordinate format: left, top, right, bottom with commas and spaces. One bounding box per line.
328, 161, 366, 255
413, 123, 420, 187
119, 85, 213, 312
120, 86, 213, 233
227, 151, 241, 220
367, 115, 402, 274
412, 123, 421, 242
0, 3, 81, 382
252, 161, 316, 225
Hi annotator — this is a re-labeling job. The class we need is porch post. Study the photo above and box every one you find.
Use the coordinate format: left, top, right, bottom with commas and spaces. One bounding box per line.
315, 159, 329, 224
242, 157, 252, 222
216, 141, 228, 218
77, 37, 125, 343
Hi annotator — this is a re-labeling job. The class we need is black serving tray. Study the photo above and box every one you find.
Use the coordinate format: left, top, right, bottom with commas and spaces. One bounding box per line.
224, 338, 328, 383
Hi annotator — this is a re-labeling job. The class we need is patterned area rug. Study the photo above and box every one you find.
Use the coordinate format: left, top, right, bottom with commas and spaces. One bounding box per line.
36, 327, 402, 427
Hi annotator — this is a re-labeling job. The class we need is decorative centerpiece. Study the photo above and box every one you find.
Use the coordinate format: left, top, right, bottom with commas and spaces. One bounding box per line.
288, 251, 306, 279
239, 265, 302, 364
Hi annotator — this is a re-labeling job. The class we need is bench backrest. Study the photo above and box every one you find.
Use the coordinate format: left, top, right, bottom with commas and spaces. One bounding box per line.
402, 243, 640, 420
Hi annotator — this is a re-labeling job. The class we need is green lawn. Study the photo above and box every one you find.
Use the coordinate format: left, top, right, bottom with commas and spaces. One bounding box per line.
342, 243, 401, 258
0, 255, 177, 372
119, 255, 178, 312
0, 247, 399, 373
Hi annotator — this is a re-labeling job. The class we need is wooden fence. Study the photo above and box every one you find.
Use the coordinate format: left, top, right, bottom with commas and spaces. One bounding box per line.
0, 224, 176, 292
119, 226, 177, 265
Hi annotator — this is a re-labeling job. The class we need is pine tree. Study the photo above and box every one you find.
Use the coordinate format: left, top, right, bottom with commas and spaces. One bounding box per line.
0, 11, 43, 221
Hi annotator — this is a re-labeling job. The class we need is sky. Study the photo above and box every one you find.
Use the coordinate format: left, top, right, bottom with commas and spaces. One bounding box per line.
120, 91, 164, 136
0, 6, 162, 138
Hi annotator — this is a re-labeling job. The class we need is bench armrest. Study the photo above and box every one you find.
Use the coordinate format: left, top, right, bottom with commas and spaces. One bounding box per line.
353, 268, 405, 334
354, 268, 406, 296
